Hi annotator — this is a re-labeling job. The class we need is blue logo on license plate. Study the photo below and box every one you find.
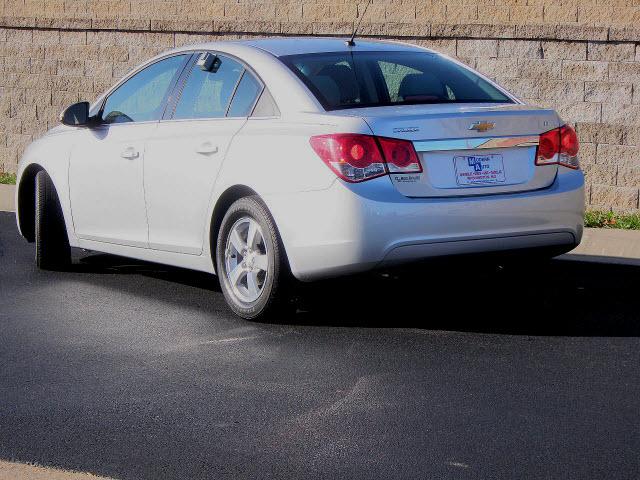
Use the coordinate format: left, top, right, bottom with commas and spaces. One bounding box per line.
467, 156, 489, 172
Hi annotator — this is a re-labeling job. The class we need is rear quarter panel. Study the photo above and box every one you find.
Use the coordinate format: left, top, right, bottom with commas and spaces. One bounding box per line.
203, 113, 373, 260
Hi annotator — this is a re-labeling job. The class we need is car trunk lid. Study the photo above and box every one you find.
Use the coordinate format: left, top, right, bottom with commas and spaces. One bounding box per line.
335, 103, 561, 197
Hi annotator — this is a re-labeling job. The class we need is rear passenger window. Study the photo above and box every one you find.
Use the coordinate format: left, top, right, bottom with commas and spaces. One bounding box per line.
227, 72, 262, 117
251, 89, 280, 117
173, 55, 243, 119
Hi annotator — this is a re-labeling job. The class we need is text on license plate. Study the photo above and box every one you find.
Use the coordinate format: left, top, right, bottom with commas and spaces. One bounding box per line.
453, 154, 506, 186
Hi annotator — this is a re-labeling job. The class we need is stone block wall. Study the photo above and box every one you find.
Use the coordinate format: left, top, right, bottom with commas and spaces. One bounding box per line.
1, 0, 639, 212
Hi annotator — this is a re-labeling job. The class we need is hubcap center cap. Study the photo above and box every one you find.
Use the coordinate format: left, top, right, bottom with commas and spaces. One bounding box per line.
245, 251, 256, 269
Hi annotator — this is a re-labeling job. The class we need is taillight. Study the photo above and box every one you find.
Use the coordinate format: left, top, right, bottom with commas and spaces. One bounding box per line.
560, 124, 579, 159
536, 125, 580, 169
377, 137, 422, 173
309, 134, 422, 183
536, 128, 560, 164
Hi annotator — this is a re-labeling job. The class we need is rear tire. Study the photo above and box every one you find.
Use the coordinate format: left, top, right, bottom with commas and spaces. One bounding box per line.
215, 196, 293, 321
35, 170, 71, 271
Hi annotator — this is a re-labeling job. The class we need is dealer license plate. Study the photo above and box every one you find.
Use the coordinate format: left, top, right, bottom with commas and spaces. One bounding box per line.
454, 154, 506, 186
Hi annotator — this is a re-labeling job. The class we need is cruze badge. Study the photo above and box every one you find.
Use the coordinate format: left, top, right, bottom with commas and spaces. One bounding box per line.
393, 127, 419, 133
469, 121, 495, 133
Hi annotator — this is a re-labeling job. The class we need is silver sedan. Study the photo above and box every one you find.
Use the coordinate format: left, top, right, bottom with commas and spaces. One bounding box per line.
16, 37, 584, 319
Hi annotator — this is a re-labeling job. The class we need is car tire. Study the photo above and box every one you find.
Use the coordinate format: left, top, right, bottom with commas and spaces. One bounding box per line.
215, 196, 293, 321
35, 170, 71, 271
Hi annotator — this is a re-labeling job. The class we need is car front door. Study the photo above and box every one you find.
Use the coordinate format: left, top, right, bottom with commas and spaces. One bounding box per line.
143, 53, 263, 255
68, 54, 189, 247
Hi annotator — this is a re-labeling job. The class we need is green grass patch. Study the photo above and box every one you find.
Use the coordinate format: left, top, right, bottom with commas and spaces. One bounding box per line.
0, 172, 16, 185
585, 211, 640, 230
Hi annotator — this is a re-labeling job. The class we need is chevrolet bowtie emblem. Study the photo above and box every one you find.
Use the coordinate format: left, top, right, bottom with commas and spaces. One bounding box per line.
469, 121, 495, 133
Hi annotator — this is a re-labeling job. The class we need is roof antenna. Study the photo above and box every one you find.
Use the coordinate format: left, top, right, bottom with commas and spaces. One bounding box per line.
346, 0, 372, 47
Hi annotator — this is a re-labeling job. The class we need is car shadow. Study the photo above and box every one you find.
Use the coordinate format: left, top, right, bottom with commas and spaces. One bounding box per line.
292, 259, 640, 336
69, 249, 640, 337
72, 251, 222, 293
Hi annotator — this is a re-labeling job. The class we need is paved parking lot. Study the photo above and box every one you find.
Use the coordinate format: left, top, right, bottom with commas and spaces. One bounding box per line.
1, 211, 639, 479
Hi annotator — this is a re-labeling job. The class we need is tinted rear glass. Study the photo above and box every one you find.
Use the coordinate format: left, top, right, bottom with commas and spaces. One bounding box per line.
280, 51, 512, 110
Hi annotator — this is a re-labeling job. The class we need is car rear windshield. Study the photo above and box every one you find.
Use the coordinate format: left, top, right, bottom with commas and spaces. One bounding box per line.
280, 51, 513, 111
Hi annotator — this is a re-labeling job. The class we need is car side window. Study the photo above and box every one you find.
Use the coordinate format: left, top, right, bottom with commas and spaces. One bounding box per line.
251, 89, 280, 117
173, 54, 244, 120
227, 71, 262, 117
101, 55, 187, 124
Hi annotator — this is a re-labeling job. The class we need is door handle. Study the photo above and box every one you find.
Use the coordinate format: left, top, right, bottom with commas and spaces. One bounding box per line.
121, 146, 139, 160
195, 141, 219, 155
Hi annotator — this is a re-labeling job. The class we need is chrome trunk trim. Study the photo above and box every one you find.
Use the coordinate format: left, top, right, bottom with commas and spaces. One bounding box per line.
413, 135, 539, 153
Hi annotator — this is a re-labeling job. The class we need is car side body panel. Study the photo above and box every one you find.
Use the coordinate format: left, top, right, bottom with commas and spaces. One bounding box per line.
145, 117, 247, 255
68, 123, 153, 248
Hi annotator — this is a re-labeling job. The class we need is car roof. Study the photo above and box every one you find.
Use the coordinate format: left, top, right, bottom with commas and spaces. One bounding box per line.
174, 37, 429, 58
239, 37, 427, 57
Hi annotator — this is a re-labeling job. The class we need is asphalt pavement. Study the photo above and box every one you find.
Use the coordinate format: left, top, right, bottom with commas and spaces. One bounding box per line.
1, 211, 639, 479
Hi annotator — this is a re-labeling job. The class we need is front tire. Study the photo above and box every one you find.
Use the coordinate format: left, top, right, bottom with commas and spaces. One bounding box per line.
35, 170, 71, 270
215, 196, 292, 320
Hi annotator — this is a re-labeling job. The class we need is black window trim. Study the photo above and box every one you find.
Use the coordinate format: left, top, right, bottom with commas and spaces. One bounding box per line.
162, 53, 197, 121
95, 53, 193, 127
225, 68, 247, 117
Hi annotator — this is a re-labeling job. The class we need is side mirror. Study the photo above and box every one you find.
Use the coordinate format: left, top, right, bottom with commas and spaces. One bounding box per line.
60, 101, 91, 127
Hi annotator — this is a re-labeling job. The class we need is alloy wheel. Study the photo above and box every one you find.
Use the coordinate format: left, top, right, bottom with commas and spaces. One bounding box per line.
224, 216, 269, 304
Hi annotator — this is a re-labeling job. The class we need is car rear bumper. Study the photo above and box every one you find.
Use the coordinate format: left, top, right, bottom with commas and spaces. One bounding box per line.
265, 168, 584, 281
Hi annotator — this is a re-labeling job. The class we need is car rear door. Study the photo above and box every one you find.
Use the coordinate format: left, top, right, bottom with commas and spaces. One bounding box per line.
68, 54, 189, 247
143, 52, 264, 255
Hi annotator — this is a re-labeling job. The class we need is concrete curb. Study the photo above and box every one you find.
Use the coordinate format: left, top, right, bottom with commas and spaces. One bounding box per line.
560, 228, 640, 266
0, 460, 114, 479
0, 184, 15, 212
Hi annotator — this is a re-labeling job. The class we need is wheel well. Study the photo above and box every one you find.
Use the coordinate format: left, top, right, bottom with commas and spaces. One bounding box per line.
210, 185, 258, 259
17, 164, 44, 243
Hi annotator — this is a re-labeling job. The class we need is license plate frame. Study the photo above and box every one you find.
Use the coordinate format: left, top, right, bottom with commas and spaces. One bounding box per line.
453, 154, 506, 186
